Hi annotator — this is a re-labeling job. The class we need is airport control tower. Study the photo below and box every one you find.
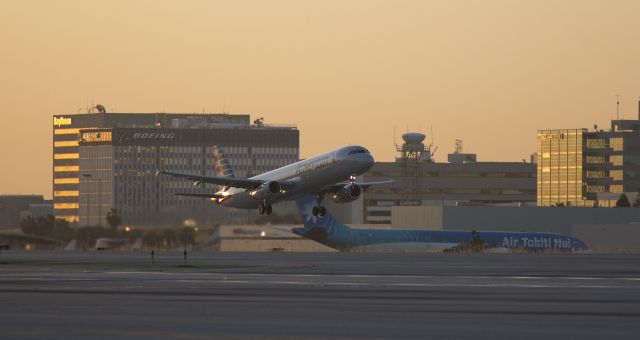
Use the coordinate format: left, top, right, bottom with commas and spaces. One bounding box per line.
395, 132, 433, 165
395, 132, 433, 201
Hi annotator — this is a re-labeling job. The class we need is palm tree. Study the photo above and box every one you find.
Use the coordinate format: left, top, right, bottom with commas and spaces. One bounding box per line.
616, 194, 631, 208
105, 208, 122, 229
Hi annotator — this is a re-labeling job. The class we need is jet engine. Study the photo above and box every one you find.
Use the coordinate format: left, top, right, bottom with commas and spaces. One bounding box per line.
331, 184, 362, 203
249, 181, 281, 200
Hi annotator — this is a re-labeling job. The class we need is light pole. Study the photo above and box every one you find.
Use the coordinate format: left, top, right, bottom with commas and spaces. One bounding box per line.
82, 174, 91, 225
98, 177, 102, 227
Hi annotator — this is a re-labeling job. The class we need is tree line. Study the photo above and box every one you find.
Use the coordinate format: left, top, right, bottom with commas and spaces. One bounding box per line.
20, 208, 195, 250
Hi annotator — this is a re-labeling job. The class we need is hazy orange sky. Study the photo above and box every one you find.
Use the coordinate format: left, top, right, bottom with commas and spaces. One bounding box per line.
1, 0, 640, 198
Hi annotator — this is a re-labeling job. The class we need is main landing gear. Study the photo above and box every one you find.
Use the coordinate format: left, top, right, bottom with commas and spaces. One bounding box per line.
258, 202, 272, 215
312, 206, 326, 217
312, 194, 326, 217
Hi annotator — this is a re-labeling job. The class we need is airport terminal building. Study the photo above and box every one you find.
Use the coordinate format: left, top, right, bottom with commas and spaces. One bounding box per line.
0, 195, 52, 229
52, 112, 299, 226
350, 134, 536, 224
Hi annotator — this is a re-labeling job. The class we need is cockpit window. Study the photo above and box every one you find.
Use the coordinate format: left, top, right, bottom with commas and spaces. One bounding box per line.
348, 149, 369, 155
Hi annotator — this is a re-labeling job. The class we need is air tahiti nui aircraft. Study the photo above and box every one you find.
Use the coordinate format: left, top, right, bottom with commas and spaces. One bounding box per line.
291, 196, 589, 253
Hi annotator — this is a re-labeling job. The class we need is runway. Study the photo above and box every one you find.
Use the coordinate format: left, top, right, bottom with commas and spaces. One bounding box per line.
1, 251, 640, 339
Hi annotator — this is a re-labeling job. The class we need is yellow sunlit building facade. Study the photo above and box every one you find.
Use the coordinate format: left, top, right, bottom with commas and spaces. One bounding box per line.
536, 129, 592, 207
537, 119, 640, 207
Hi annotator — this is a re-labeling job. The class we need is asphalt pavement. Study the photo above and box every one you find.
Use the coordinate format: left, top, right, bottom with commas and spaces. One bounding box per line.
1, 251, 639, 339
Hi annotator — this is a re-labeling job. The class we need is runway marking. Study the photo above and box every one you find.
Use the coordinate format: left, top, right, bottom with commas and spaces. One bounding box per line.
100, 272, 640, 281
7, 272, 640, 285
182, 278, 640, 289
508, 276, 640, 281
4, 272, 640, 290
207, 280, 638, 289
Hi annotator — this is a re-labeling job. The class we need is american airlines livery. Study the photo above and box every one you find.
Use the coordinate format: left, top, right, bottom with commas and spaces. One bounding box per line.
292, 196, 589, 253
157, 145, 391, 216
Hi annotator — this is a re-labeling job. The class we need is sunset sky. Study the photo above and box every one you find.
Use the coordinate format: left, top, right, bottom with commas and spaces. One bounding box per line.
1, 0, 639, 198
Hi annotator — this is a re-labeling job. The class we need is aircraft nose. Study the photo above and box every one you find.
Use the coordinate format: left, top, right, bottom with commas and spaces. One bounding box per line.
573, 238, 588, 251
356, 153, 374, 172
364, 153, 374, 166
339, 147, 375, 171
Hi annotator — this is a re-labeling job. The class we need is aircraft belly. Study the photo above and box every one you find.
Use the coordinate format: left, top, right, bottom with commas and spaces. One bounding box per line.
484, 247, 510, 254
225, 160, 358, 208
286, 170, 340, 199
223, 193, 258, 209
349, 242, 459, 253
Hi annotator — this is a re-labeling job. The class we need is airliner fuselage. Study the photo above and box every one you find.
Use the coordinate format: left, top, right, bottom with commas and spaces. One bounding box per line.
217, 146, 374, 209
158, 145, 384, 215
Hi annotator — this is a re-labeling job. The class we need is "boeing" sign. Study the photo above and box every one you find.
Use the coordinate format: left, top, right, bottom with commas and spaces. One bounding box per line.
132, 132, 176, 139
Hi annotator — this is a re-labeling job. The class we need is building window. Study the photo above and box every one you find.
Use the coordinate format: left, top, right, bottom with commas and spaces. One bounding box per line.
611, 155, 623, 166
610, 137, 623, 152
586, 139, 607, 149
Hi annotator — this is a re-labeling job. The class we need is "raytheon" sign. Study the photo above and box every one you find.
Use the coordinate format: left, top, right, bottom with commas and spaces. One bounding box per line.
53, 117, 72, 127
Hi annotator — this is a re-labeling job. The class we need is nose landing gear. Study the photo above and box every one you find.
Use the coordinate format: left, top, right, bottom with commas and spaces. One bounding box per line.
312, 206, 326, 217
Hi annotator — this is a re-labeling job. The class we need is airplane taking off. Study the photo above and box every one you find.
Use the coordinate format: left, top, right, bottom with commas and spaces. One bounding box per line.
292, 196, 589, 253
157, 145, 391, 216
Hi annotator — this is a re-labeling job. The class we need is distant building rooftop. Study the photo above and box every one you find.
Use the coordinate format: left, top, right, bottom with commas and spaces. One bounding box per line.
52, 112, 296, 130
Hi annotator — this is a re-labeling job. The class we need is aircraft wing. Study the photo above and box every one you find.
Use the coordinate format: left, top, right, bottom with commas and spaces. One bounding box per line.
157, 170, 298, 191
268, 225, 296, 234
157, 170, 263, 189
175, 193, 227, 199
355, 180, 394, 188
0, 231, 64, 245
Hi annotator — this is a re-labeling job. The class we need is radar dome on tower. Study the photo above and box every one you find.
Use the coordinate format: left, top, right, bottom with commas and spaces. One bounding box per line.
402, 132, 426, 144
396, 132, 433, 163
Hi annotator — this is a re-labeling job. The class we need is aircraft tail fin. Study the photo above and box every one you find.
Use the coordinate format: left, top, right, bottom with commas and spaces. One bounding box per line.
130, 238, 142, 251
212, 145, 235, 178
64, 239, 77, 251
293, 196, 350, 246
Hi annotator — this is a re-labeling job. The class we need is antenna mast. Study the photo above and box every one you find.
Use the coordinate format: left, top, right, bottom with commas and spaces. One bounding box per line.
393, 126, 396, 149
430, 126, 434, 146
616, 94, 621, 120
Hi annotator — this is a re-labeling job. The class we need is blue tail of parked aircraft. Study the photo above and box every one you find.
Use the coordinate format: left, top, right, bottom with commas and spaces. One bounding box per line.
293, 196, 352, 246
293, 196, 589, 253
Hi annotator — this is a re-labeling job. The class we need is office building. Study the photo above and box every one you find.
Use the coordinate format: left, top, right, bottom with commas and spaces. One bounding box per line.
537, 106, 640, 207
53, 111, 299, 226
536, 129, 589, 206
